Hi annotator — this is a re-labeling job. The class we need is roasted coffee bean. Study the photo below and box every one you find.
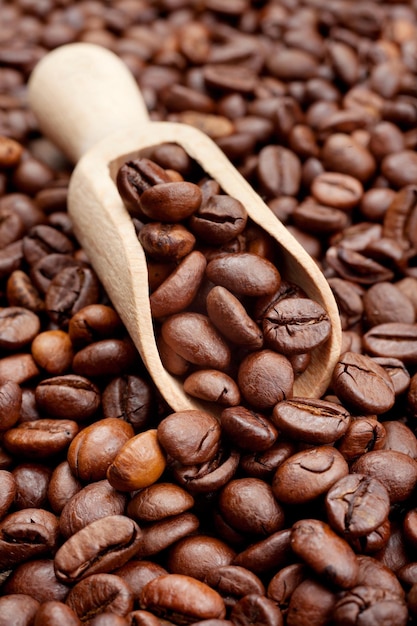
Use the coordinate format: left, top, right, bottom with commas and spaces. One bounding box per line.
2, 558, 69, 604
47, 461, 82, 516
138, 222, 196, 261
140, 574, 226, 623
206, 253, 281, 297
311, 171, 363, 210
0, 379, 22, 430
67, 418, 133, 482
139, 181, 202, 222
0, 469, 16, 519
184, 370, 241, 407
12, 463, 51, 510
0, 306, 40, 350
161, 313, 231, 371
65, 573, 134, 622
382, 420, 417, 458
3, 419, 79, 459
325, 474, 390, 537
333, 586, 408, 626
35, 374, 101, 421
0, 508, 59, 570
72, 338, 137, 378
285, 578, 336, 626
33, 601, 82, 626
107, 429, 166, 492
266, 563, 306, 611
363, 322, 417, 364
291, 518, 359, 588
173, 447, 240, 495
157, 410, 221, 466
351, 449, 417, 503
149, 250, 206, 318
59, 479, 126, 539
68, 304, 122, 347
272, 397, 350, 445
190, 193, 248, 246
219, 477, 284, 537
220, 406, 277, 451
45, 265, 100, 327
31, 330, 74, 375
54, 515, 142, 583
272, 446, 349, 504
116, 158, 172, 217
102, 374, 154, 431
337, 417, 386, 462
332, 352, 396, 414
206, 286, 263, 350
0, 594, 40, 626
233, 528, 293, 576
237, 350, 294, 410
230, 594, 283, 626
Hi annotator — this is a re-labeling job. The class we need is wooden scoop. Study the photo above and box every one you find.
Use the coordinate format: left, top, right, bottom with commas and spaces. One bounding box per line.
28, 42, 341, 411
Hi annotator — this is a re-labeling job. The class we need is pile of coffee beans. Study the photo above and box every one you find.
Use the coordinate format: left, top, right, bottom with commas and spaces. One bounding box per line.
116, 151, 332, 411
2, 1, 417, 625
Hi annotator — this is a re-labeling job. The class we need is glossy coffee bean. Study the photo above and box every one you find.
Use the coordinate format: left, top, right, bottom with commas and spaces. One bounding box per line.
291, 518, 359, 589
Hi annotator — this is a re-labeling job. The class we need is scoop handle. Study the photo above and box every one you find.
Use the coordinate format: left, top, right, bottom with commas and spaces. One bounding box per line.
28, 43, 150, 163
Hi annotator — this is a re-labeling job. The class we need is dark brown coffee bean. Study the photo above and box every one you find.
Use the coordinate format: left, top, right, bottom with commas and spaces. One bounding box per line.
206, 565, 265, 609
239, 440, 296, 480
219, 477, 284, 537
0, 594, 40, 626
67, 417, 133, 482
47, 461, 82, 516
325, 474, 390, 538
173, 447, 240, 495
267, 563, 306, 611
140, 574, 226, 622
157, 409, 221, 466
337, 417, 386, 462
372, 357, 411, 396
72, 339, 137, 378
3, 419, 79, 459
230, 594, 283, 626
0, 306, 40, 350
332, 352, 395, 414
206, 253, 281, 297
45, 265, 100, 327
221, 406, 277, 451
272, 446, 348, 504
237, 350, 294, 410
138, 222, 195, 261
31, 330, 74, 375
149, 250, 206, 318
102, 374, 154, 432
116, 158, 172, 217
311, 172, 363, 210
363, 282, 415, 327
286, 578, 336, 626
54, 515, 142, 583
0, 469, 16, 519
34, 601, 82, 626
206, 286, 263, 350
65, 573, 134, 622
184, 370, 241, 407
363, 322, 417, 364
12, 463, 51, 510
6, 269, 44, 312
0, 508, 59, 570
291, 518, 359, 589
140, 181, 202, 222
35, 374, 100, 421
127, 482, 193, 523
271, 397, 351, 445
189, 193, 247, 246
381, 149, 417, 188
22, 224, 74, 267
351, 450, 417, 503
233, 528, 293, 576
68, 304, 123, 347
322, 132, 376, 182
382, 420, 417, 459
0, 379, 22, 431
59, 479, 126, 540
161, 313, 231, 371
333, 586, 408, 626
